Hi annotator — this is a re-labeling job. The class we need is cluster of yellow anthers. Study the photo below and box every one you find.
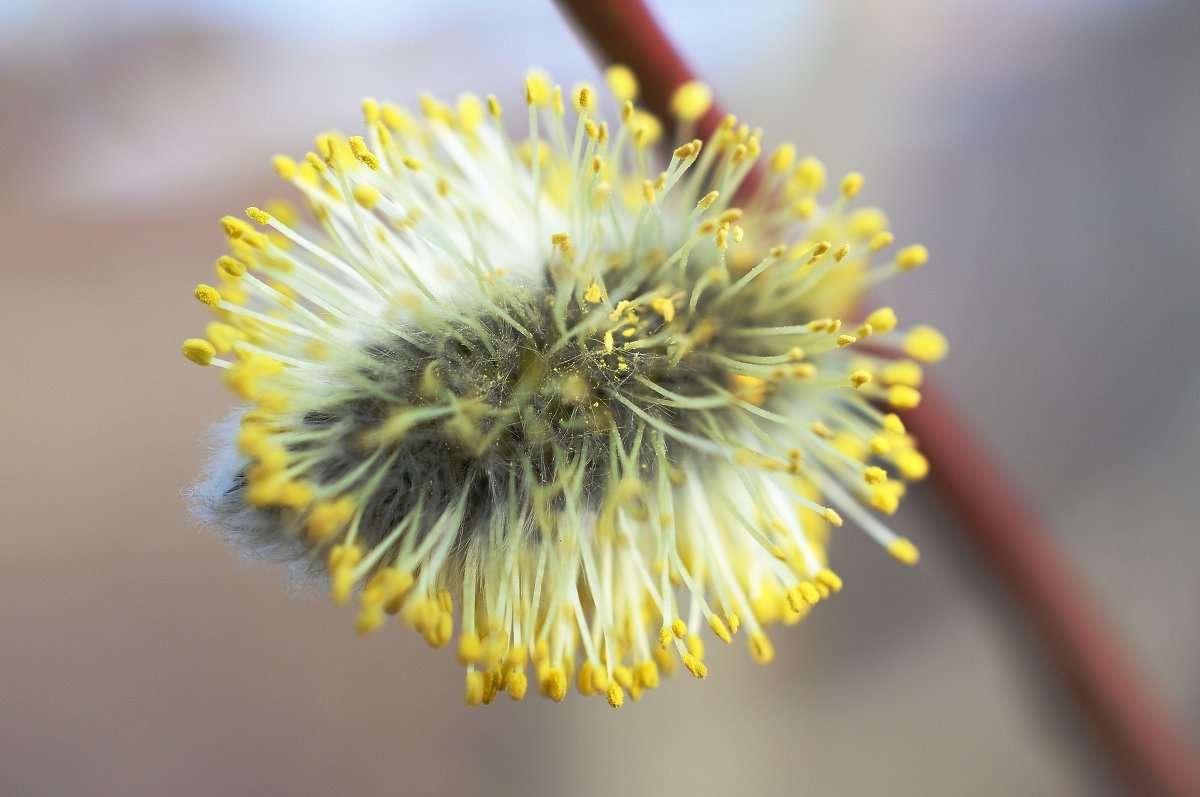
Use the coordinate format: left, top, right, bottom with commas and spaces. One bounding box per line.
182, 66, 946, 708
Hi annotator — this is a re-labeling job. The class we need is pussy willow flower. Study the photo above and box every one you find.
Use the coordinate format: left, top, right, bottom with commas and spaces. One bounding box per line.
183, 67, 947, 707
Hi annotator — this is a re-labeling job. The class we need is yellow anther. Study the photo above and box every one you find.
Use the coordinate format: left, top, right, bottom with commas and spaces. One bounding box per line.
882, 360, 924, 387
206, 321, 244, 354
306, 496, 355, 542
841, 171, 865, 198
194, 283, 221, 306
506, 669, 528, 701
685, 634, 704, 660
524, 74, 549, 107
848, 207, 888, 238
352, 183, 382, 209
576, 84, 594, 111
618, 100, 634, 124
895, 448, 930, 481
822, 507, 844, 527
457, 94, 484, 133
642, 179, 655, 205
604, 64, 639, 102
221, 215, 250, 239
304, 152, 326, 173
850, 369, 872, 389
272, 155, 298, 180
673, 141, 695, 159
836, 334, 857, 347
379, 103, 414, 133
658, 627, 673, 648
792, 197, 817, 219
794, 582, 821, 608
328, 545, 362, 606
749, 631, 775, 664
682, 653, 708, 679
790, 363, 817, 380
505, 645, 529, 670
479, 668, 499, 704
816, 568, 844, 592
730, 374, 769, 405
870, 231, 895, 251
888, 384, 922, 409
606, 682, 625, 708
550, 232, 570, 247
769, 142, 796, 174
354, 605, 386, 637
671, 618, 687, 638
698, 191, 719, 210
584, 282, 604, 303
401, 156, 421, 171
544, 667, 567, 702
670, 80, 713, 122
834, 244, 852, 262
603, 330, 614, 353
794, 156, 826, 192
347, 136, 380, 170
869, 436, 893, 456
216, 255, 246, 279
717, 208, 743, 225
896, 244, 929, 270
903, 325, 948, 362
181, 338, 216, 366
708, 615, 733, 644
811, 420, 833, 438
635, 660, 660, 690
883, 413, 906, 435
864, 466, 888, 485
245, 206, 270, 225
457, 632, 483, 665
361, 97, 380, 123
485, 93, 502, 118
276, 480, 313, 511
865, 306, 898, 332
571, 657, 590, 696
871, 484, 901, 515
650, 297, 676, 323
465, 672, 484, 707
888, 538, 921, 565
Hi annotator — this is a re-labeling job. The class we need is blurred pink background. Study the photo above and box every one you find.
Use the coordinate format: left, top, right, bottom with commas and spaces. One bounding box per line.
2, 1, 1198, 794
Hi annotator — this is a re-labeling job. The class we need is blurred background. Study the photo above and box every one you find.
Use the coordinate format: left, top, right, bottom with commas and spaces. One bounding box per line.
2, 0, 1198, 794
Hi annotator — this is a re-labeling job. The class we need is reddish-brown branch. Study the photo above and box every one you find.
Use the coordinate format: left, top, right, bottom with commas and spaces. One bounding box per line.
554, 0, 1200, 794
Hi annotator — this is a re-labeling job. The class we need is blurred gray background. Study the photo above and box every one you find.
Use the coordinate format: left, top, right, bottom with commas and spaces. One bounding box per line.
2, 0, 1198, 794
